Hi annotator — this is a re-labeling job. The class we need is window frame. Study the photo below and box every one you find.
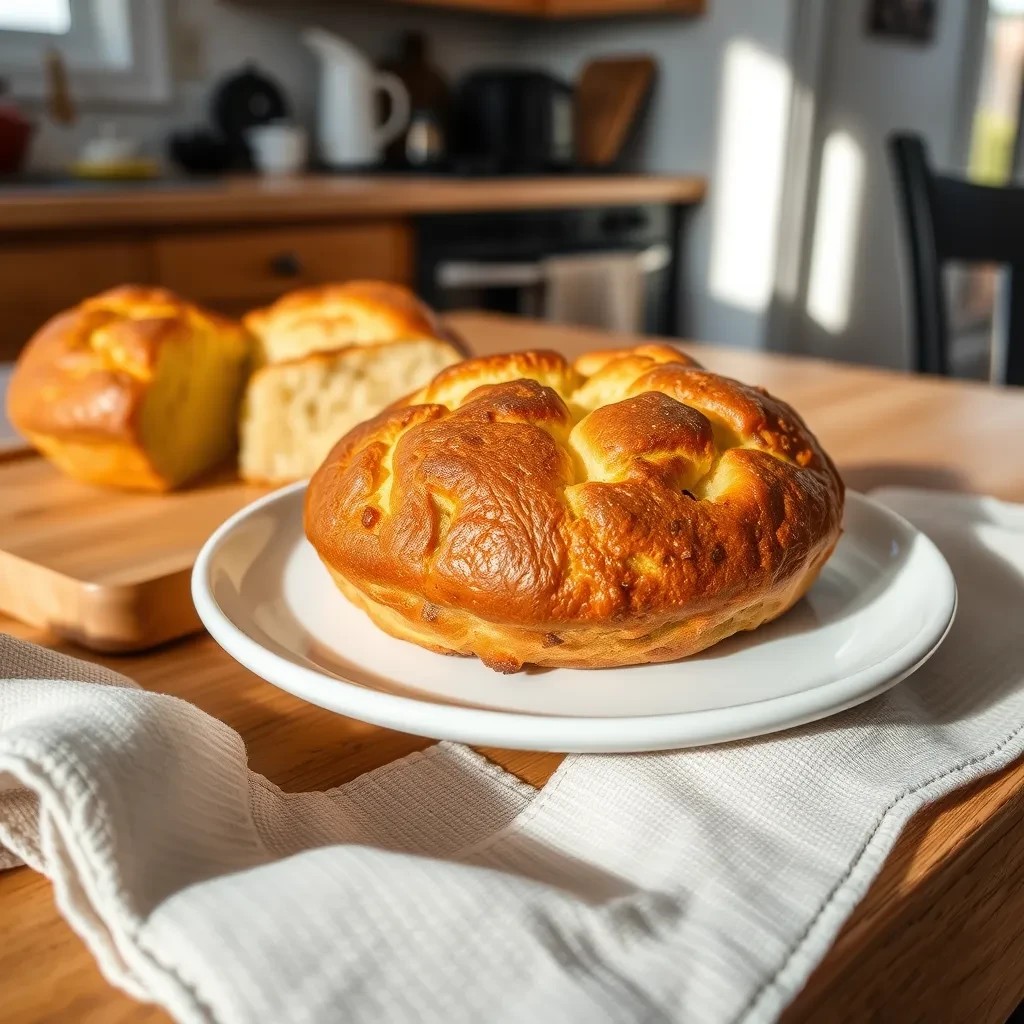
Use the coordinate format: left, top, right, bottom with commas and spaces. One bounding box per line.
0, 0, 170, 105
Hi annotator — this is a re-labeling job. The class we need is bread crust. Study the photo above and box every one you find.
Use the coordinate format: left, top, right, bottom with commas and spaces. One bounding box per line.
305, 345, 845, 671
6, 286, 248, 491
244, 279, 468, 362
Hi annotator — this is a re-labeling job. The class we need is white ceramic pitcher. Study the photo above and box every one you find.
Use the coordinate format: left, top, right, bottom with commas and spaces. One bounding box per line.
304, 27, 410, 167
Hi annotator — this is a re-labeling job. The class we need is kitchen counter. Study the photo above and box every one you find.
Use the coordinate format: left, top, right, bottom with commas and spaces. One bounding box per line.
0, 173, 706, 233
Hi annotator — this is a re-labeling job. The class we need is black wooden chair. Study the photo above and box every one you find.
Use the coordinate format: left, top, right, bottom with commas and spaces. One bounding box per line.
888, 131, 1024, 385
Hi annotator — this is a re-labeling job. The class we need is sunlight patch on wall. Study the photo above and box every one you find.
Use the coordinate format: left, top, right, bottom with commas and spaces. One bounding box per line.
708, 40, 793, 314
0, 0, 69, 34
806, 130, 864, 334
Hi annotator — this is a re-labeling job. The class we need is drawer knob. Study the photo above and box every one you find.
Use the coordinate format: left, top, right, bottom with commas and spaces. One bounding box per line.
269, 251, 303, 277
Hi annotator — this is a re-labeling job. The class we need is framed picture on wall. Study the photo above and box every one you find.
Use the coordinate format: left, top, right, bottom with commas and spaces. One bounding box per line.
866, 0, 938, 43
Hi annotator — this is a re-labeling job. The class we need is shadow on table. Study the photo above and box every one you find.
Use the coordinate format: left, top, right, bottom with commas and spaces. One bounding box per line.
757, 497, 1023, 741
840, 462, 972, 495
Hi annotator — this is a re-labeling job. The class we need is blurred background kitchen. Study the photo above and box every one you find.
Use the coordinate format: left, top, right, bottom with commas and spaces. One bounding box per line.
2, 0, 1024, 411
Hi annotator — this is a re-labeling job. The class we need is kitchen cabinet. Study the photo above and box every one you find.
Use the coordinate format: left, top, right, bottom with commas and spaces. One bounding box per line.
395, 0, 706, 16
0, 221, 412, 360
154, 222, 412, 319
0, 238, 156, 362
0, 174, 706, 361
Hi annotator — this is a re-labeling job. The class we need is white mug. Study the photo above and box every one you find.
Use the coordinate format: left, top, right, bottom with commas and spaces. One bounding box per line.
247, 124, 308, 176
79, 122, 139, 166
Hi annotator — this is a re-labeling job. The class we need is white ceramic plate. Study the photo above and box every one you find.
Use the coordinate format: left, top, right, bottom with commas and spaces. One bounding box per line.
0, 364, 27, 455
192, 486, 956, 753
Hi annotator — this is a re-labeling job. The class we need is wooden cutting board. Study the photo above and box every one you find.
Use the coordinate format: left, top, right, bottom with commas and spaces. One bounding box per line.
575, 56, 657, 168
0, 453, 269, 652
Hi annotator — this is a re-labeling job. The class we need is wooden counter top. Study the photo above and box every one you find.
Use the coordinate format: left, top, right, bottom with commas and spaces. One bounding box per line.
0, 173, 706, 233
4, 313, 1024, 1022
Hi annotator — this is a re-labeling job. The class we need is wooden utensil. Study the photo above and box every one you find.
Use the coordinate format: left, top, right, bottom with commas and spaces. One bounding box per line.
575, 56, 656, 168
44, 49, 76, 126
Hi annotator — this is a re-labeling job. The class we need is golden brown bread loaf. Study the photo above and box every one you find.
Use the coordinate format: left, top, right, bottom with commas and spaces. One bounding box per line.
244, 279, 463, 363
239, 281, 464, 484
6, 286, 250, 491
305, 345, 845, 672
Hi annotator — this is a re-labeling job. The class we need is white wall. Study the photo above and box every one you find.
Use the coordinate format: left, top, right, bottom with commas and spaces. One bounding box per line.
787, 0, 979, 369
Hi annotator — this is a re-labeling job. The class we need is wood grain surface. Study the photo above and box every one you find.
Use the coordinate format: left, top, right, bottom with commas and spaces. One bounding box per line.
576, 57, 657, 167
3, 312, 1024, 1023
0, 459, 268, 651
0, 238, 155, 360
153, 221, 413, 305
0, 175, 707, 234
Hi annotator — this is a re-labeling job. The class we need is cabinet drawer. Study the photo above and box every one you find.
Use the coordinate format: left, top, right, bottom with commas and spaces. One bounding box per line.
0, 305, 60, 361
0, 239, 154, 307
153, 221, 412, 307
0, 239, 154, 359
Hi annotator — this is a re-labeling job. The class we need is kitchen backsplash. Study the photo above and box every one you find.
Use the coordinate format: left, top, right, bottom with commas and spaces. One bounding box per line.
21, 0, 533, 172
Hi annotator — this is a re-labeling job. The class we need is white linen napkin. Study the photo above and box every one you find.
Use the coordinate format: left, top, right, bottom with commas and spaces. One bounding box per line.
2, 487, 1024, 1024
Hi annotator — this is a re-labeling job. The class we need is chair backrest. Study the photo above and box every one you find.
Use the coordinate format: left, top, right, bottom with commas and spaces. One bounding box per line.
888, 132, 1024, 385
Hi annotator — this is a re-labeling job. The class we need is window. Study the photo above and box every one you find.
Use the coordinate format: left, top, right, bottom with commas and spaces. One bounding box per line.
0, 0, 169, 104
950, 0, 1024, 380
967, 0, 1024, 185
0, 0, 71, 34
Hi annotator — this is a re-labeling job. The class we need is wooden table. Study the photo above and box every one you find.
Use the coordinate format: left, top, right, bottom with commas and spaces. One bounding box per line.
3, 313, 1024, 1024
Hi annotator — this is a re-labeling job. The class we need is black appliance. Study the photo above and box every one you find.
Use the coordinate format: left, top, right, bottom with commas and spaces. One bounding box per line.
415, 204, 681, 335
452, 69, 574, 175
209, 63, 289, 168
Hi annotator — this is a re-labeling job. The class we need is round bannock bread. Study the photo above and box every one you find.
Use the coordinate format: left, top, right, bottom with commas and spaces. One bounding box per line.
7, 286, 250, 491
305, 345, 845, 672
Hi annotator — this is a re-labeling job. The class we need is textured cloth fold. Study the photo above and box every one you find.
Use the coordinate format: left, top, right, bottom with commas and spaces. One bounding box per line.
542, 250, 647, 333
2, 488, 1024, 1024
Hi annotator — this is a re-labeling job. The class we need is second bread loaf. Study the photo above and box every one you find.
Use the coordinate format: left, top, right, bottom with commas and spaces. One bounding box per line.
240, 281, 463, 484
